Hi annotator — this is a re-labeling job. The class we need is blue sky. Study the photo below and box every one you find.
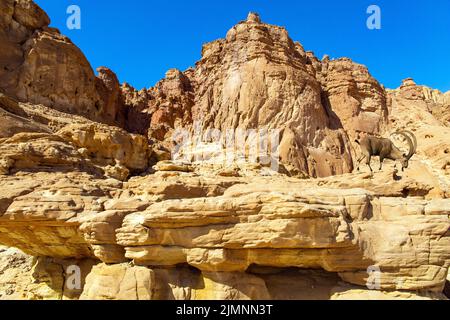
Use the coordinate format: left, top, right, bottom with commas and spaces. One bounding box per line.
35, 0, 450, 92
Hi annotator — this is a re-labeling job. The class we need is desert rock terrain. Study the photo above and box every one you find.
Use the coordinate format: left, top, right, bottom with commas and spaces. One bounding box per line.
0, 2, 449, 300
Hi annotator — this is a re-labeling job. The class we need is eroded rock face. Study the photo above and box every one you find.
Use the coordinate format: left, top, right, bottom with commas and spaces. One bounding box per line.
192, 16, 355, 177
317, 57, 389, 141
0, 247, 97, 300
0, 2, 449, 300
387, 79, 450, 177
119, 13, 393, 178
0, 2, 393, 177
0, 97, 151, 181
0, 0, 124, 127
0, 162, 449, 298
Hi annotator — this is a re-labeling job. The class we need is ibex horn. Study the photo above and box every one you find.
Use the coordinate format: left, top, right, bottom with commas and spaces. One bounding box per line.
399, 130, 417, 154
394, 132, 416, 160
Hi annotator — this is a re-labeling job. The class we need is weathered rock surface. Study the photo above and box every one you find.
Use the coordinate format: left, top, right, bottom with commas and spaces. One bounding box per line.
316, 57, 389, 156
0, 162, 449, 299
0, 94, 151, 180
0, 246, 97, 300
118, 13, 394, 177
0, 3, 449, 300
0, 0, 125, 126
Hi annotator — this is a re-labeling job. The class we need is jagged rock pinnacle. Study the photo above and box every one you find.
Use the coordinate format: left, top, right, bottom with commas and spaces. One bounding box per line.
247, 12, 261, 23
402, 78, 416, 87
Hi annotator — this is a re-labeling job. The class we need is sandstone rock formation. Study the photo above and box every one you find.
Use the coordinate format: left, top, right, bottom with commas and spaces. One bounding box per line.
1, 164, 449, 300
115, 12, 394, 177
0, 94, 151, 180
0, 2, 449, 300
388, 79, 450, 177
0, 0, 125, 126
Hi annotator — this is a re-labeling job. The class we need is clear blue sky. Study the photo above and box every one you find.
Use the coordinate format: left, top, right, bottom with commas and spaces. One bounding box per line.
35, 0, 450, 92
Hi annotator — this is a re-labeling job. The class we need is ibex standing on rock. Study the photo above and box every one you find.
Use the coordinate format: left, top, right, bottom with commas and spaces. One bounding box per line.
355, 131, 417, 172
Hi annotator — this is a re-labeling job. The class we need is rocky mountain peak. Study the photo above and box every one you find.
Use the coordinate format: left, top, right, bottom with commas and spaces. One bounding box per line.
246, 12, 262, 23
401, 77, 417, 88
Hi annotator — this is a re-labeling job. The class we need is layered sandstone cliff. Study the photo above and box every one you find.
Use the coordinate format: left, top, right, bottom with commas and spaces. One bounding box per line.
0, 3, 449, 300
